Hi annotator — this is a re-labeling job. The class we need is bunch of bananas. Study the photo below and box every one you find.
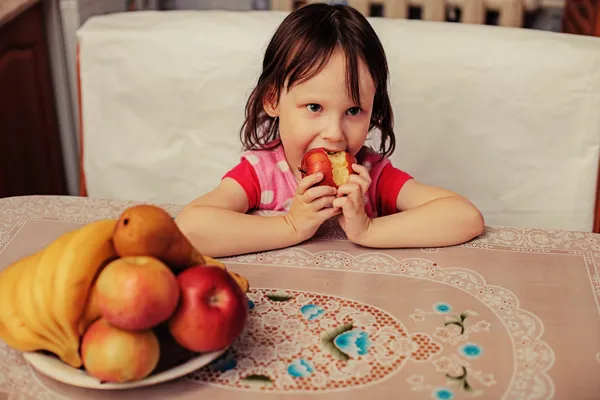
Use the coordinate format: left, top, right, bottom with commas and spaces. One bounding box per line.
0, 204, 249, 369
0, 220, 117, 368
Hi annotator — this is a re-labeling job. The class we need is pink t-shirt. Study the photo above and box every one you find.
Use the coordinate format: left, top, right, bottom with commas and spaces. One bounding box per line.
223, 145, 412, 217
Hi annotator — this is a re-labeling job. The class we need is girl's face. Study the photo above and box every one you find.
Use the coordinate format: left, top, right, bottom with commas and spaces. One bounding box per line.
265, 50, 376, 180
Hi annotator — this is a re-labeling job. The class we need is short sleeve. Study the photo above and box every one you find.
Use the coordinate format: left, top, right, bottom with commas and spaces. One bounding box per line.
222, 158, 261, 210
376, 164, 413, 216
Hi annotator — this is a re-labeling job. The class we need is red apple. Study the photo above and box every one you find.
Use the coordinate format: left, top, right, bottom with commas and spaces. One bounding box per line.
96, 256, 180, 331
168, 266, 248, 353
298, 147, 357, 188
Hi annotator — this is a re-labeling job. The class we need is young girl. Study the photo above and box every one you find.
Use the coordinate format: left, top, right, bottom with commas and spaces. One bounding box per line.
175, 3, 484, 258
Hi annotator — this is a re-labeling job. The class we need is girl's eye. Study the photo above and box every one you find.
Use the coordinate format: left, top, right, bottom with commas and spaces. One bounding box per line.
347, 107, 362, 116
307, 104, 322, 113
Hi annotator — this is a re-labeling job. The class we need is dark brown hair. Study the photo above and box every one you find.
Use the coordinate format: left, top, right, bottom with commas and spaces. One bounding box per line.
240, 2, 396, 159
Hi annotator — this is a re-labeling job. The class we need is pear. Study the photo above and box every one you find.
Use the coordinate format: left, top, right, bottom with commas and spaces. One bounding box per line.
113, 205, 205, 269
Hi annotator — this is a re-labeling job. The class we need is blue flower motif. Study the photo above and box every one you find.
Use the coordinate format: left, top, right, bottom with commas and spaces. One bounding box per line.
460, 343, 483, 359
333, 328, 371, 357
300, 304, 325, 321
247, 299, 255, 310
287, 359, 315, 378
433, 387, 454, 400
212, 352, 237, 372
433, 302, 452, 314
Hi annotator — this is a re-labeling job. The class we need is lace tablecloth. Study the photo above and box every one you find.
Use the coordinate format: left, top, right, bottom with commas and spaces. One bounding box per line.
1, 195, 599, 400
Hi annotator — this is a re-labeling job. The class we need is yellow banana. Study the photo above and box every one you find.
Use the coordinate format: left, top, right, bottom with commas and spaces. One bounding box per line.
203, 256, 226, 269
51, 219, 117, 352
14, 250, 68, 355
204, 256, 249, 293
31, 230, 78, 350
0, 220, 118, 368
78, 279, 102, 336
0, 255, 34, 347
0, 254, 77, 365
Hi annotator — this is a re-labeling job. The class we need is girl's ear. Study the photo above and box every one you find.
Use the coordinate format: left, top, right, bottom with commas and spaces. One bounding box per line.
262, 86, 280, 117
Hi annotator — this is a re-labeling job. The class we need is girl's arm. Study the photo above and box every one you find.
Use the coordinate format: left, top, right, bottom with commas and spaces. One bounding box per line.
174, 178, 298, 258
175, 173, 339, 258
356, 179, 485, 248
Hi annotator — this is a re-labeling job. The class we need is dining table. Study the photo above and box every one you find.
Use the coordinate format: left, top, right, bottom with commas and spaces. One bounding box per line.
0, 194, 599, 400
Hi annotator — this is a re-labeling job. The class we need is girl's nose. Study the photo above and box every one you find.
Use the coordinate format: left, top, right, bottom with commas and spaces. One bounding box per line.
321, 118, 344, 143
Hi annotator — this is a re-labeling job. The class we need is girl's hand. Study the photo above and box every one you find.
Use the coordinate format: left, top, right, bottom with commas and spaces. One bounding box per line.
284, 172, 341, 241
333, 164, 372, 243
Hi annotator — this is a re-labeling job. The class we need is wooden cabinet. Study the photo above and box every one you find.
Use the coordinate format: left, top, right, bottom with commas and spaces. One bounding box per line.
0, 2, 67, 198
562, 0, 600, 36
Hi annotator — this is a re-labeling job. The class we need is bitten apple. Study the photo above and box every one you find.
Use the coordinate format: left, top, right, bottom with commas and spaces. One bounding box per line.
168, 266, 248, 353
298, 148, 357, 188
96, 256, 180, 331
81, 318, 160, 383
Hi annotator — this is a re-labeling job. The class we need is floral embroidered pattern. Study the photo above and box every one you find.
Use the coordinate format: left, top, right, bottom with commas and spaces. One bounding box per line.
300, 304, 325, 321
221, 248, 556, 397
187, 288, 439, 392
287, 359, 315, 378
444, 311, 478, 335
333, 328, 371, 358
412, 358, 493, 397
211, 351, 237, 372
459, 343, 483, 359
411, 308, 487, 344
434, 302, 452, 314
406, 303, 493, 397
240, 374, 274, 388
433, 387, 455, 399
266, 290, 294, 302
466, 227, 600, 253
593, 276, 600, 297
320, 323, 357, 362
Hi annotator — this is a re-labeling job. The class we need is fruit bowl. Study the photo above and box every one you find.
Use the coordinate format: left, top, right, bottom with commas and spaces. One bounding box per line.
1, 205, 250, 391
24, 348, 227, 390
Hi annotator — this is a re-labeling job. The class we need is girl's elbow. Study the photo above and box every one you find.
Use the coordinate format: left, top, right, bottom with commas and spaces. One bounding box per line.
465, 205, 485, 239
452, 196, 485, 240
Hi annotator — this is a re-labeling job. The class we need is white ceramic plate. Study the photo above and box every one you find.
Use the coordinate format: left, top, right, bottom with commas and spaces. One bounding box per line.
23, 349, 226, 390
